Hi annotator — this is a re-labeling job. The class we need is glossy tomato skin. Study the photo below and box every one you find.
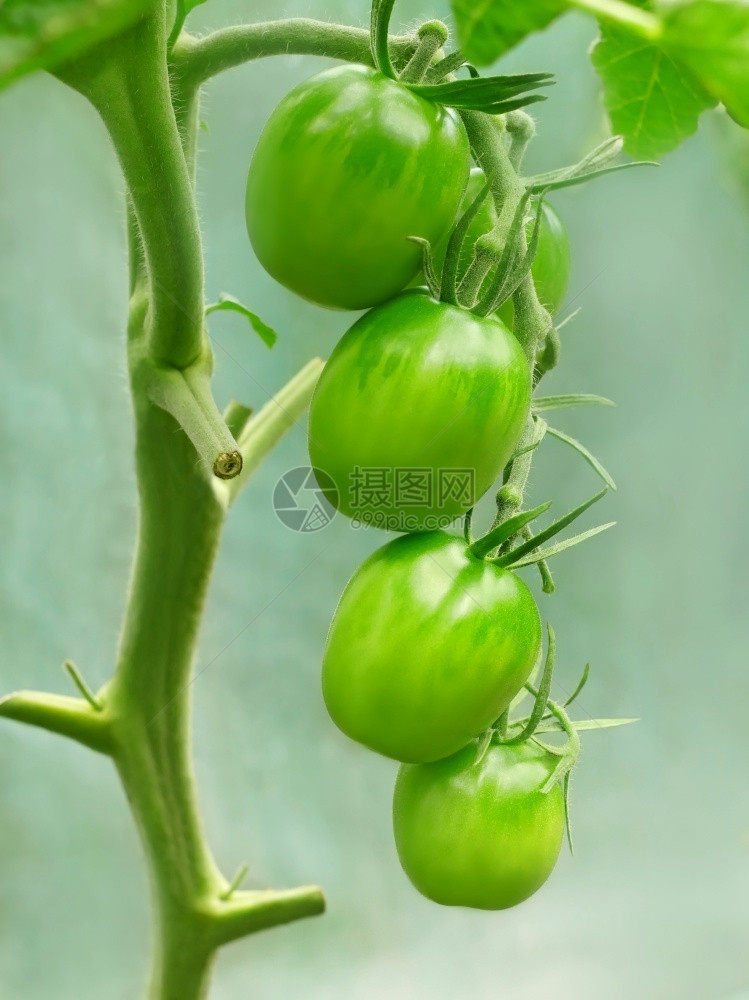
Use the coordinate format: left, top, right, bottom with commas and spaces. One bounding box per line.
246, 65, 470, 310
393, 740, 565, 908
322, 532, 541, 763
308, 292, 531, 531
432, 168, 571, 319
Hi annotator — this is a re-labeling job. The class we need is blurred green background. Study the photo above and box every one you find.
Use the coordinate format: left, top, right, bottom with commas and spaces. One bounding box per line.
1, 1, 749, 997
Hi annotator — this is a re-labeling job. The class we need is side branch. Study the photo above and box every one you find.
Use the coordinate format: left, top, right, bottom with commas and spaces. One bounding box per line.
0, 691, 112, 755
171, 20, 416, 89
144, 355, 243, 480
223, 357, 324, 505
206, 886, 325, 946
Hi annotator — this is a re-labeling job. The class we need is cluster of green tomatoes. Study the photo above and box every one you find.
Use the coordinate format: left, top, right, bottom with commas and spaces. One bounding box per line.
246, 59, 581, 911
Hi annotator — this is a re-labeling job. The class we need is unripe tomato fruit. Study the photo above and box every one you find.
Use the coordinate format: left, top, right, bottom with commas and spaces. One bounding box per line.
308, 292, 531, 531
246, 65, 470, 310
393, 740, 565, 908
431, 168, 571, 320
322, 532, 541, 763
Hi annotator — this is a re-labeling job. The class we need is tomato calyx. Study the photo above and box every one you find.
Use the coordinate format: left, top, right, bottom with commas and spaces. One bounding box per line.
466, 485, 612, 568
476, 624, 637, 852
370, 0, 553, 107
411, 180, 547, 318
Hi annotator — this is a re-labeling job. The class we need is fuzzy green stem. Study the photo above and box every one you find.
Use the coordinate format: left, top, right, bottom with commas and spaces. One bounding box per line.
459, 110, 551, 364
143, 356, 243, 480
171, 20, 416, 89
0, 691, 112, 755
493, 417, 546, 530
399, 21, 448, 84
456, 247, 495, 309
505, 110, 536, 172
57, 11, 205, 368
222, 401, 254, 441
224, 358, 324, 506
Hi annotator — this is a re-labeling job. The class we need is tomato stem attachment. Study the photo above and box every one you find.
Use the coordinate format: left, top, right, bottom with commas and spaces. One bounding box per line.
144, 358, 243, 481
505, 110, 536, 172
493, 416, 547, 532
441, 179, 491, 305
399, 20, 448, 84
371, 0, 398, 79
468, 500, 551, 560
494, 487, 608, 568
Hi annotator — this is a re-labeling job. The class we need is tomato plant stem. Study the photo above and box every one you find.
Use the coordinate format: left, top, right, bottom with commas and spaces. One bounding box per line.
459, 110, 551, 365
399, 21, 448, 84
56, 11, 206, 369
171, 19, 416, 89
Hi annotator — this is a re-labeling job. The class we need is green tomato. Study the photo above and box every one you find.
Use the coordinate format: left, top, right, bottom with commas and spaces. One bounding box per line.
308, 292, 531, 531
246, 65, 470, 311
432, 168, 571, 319
322, 531, 541, 763
393, 740, 565, 909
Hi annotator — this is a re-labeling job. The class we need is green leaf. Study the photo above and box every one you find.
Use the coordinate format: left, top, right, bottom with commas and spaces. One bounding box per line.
546, 425, 618, 490
534, 393, 616, 412
0, 0, 152, 93
590, 4, 717, 158
509, 521, 616, 567
451, 0, 566, 65
662, 0, 749, 128
205, 294, 278, 349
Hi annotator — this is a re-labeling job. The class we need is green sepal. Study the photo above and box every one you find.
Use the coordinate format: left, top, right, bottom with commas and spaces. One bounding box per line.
441, 179, 491, 304
563, 771, 573, 853
508, 521, 616, 568
534, 717, 639, 735
546, 425, 617, 491
468, 501, 551, 560
407, 237, 440, 299
528, 161, 658, 194
408, 72, 553, 113
502, 624, 556, 745
471, 188, 533, 317
526, 135, 658, 192
494, 487, 608, 567
563, 663, 590, 708
534, 394, 615, 412
479, 195, 545, 316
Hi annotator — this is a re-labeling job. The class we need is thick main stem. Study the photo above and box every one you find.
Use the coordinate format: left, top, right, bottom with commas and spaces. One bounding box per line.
57, 10, 205, 368
106, 304, 226, 997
